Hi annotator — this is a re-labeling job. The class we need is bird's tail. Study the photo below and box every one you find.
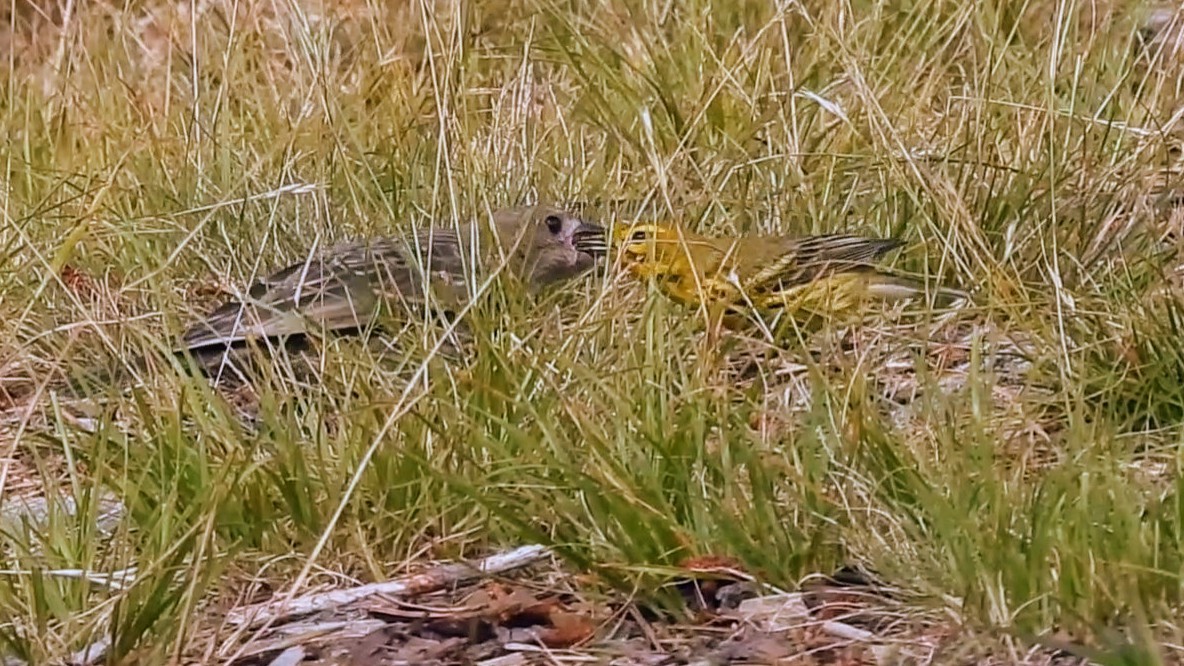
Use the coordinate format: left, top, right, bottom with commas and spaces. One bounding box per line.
864, 273, 970, 307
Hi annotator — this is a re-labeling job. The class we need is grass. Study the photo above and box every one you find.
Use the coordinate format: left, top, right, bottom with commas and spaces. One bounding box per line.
3, 0, 1184, 661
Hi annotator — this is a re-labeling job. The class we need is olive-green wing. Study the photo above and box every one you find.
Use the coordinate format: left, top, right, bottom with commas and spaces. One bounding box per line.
743, 234, 903, 293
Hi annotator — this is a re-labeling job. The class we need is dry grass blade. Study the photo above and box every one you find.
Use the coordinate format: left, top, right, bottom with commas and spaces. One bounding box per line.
2, 0, 1184, 663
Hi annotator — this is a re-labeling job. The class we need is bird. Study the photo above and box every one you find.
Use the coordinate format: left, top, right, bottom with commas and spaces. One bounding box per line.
1136, 6, 1183, 63
177, 205, 609, 381
611, 221, 966, 334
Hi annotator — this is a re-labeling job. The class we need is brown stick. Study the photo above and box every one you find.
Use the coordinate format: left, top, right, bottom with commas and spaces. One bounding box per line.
225, 544, 551, 629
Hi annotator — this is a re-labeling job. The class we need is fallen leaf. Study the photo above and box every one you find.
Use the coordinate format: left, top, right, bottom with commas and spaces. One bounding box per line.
60, 264, 100, 300
674, 555, 753, 614
537, 608, 595, 648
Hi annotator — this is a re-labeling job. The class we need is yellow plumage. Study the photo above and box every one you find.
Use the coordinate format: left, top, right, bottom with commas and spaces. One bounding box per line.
612, 222, 966, 332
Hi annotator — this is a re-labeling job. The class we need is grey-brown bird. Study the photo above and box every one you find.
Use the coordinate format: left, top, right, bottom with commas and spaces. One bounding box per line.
178, 205, 608, 381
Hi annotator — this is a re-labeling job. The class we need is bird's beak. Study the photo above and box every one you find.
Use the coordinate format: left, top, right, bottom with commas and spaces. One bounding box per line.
572, 220, 610, 258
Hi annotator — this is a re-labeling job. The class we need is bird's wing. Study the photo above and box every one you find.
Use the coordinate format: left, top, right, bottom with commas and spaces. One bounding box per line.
179, 231, 473, 351
744, 234, 903, 292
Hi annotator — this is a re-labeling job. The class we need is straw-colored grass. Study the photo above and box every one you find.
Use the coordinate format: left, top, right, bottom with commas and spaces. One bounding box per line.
3, 0, 1184, 661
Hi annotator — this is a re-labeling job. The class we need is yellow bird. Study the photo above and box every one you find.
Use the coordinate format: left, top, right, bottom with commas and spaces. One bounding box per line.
612, 222, 966, 333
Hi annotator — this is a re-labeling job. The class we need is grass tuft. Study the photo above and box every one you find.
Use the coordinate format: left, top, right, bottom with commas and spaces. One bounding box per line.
4, 0, 1184, 660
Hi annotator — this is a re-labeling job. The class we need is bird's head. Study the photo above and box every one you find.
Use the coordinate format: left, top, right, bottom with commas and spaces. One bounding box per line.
611, 222, 709, 276
493, 205, 608, 286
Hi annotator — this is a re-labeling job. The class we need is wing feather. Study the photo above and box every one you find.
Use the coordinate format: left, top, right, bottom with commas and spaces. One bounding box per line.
179, 229, 473, 352
744, 234, 903, 292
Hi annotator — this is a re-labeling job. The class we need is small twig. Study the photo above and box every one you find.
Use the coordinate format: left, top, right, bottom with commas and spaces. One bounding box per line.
235, 620, 387, 661
0, 567, 137, 591
734, 592, 877, 643
225, 544, 551, 629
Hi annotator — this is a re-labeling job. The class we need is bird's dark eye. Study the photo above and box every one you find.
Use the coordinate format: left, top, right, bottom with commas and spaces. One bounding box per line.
630, 230, 650, 242
545, 215, 564, 235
